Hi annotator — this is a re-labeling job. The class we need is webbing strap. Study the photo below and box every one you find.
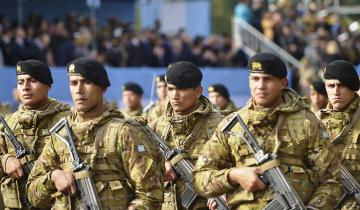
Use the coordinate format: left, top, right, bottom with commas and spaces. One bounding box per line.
332, 105, 360, 144
75, 171, 92, 180
260, 159, 281, 172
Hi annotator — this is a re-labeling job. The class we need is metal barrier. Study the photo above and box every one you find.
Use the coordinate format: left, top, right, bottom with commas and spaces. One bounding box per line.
232, 17, 302, 71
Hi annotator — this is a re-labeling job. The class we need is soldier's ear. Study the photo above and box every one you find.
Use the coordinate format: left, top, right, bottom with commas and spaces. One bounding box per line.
280, 78, 288, 89
196, 85, 203, 98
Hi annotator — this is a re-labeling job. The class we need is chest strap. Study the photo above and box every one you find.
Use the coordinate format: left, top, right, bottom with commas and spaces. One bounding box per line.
331, 105, 360, 144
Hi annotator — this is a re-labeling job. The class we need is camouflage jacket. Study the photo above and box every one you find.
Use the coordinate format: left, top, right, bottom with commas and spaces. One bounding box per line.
319, 95, 360, 210
27, 106, 164, 210
221, 100, 238, 116
0, 98, 70, 209
147, 100, 168, 124
0, 102, 12, 117
193, 88, 341, 210
121, 107, 145, 120
151, 96, 223, 210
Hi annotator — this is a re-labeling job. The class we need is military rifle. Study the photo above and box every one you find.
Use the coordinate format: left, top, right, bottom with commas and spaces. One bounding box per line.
335, 161, 360, 209
0, 114, 34, 207
221, 113, 307, 210
50, 117, 102, 210
141, 123, 229, 210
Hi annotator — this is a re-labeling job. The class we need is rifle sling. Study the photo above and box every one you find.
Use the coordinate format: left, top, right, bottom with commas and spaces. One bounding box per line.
260, 159, 281, 172
170, 153, 189, 166
331, 105, 360, 144
75, 171, 92, 180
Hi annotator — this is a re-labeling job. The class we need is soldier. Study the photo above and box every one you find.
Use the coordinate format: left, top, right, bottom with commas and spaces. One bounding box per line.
309, 79, 328, 113
27, 57, 164, 209
121, 82, 146, 119
147, 74, 168, 123
208, 83, 237, 115
0, 59, 70, 209
318, 60, 360, 209
193, 52, 341, 209
150, 61, 223, 210
0, 101, 11, 116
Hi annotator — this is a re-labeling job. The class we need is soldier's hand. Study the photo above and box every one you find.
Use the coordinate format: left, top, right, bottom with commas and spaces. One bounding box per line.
51, 169, 77, 195
207, 195, 227, 210
228, 167, 266, 192
5, 156, 24, 179
164, 161, 177, 181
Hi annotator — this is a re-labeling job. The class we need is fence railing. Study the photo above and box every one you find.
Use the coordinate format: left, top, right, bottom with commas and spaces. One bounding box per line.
232, 17, 302, 71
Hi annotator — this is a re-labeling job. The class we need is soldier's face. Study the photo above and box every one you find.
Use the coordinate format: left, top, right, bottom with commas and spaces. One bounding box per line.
209, 92, 228, 110
309, 89, 328, 111
325, 79, 354, 111
122, 91, 142, 110
249, 73, 287, 108
167, 84, 202, 114
156, 81, 167, 101
69, 75, 105, 113
17, 74, 50, 108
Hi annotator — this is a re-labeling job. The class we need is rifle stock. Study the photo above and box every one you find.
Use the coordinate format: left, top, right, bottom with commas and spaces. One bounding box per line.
221, 113, 307, 210
141, 123, 229, 210
0, 114, 34, 207
50, 117, 102, 210
335, 161, 360, 209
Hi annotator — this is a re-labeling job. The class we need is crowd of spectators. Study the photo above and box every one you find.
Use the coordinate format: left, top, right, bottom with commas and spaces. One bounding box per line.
0, 0, 359, 74
235, 0, 359, 93
0, 13, 248, 68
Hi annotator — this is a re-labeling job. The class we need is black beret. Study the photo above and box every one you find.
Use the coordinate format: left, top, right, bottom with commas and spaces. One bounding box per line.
122, 82, 143, 95
248, 53, 287, 78
156, 74, 166, 83
67, 57, 110, 87
208, 84, 230, 99
165, 61, 203, 88
311, 80, 327, 97
16, 60, 53, 85
323, 60, 359, 91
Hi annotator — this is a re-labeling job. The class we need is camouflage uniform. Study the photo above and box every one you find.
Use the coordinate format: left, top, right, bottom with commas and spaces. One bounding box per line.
193, 89, 341, 210
0, 98, 70, 209
27, 106, 164, 209
0, 102, 12, 117
319, 94, 360, 210
220, 100, 238, 116
121, 107, 145, 120
151, 96, 223, 210
147, 100, 168, 124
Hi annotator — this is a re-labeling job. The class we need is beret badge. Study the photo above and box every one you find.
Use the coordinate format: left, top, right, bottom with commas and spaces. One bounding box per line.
68, 64, 76, 73
251, 62, 262, 71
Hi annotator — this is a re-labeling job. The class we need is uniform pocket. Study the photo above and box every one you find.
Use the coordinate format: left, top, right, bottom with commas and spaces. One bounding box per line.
96, 180, 131, 209
0, 177, 22, 208
285, 165, 315, 203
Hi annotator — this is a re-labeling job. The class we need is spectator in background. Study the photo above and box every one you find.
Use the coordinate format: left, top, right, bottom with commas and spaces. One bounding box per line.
234, 0, 255, 25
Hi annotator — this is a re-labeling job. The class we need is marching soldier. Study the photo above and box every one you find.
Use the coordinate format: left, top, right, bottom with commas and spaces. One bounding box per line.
208, 83, 237, 115
0, 59, 70, 209
121, 82, 146, 119
193, 53, 341, 209
319, 60, 360, 209
150, 61, 223, 210
309, 79, 328, 113
27, 57, 164, 209
147, 74, 168, 124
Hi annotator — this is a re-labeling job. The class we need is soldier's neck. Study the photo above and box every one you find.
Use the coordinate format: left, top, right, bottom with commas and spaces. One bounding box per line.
253, 97, 282, 111
25, 98, 50, 111
77, 103, 105, 122
175, 100, 200, 116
